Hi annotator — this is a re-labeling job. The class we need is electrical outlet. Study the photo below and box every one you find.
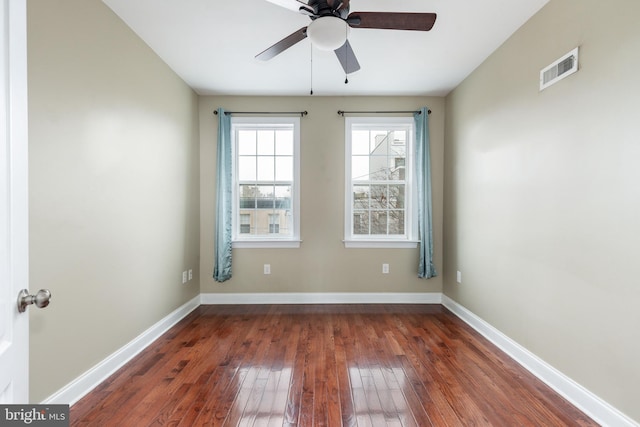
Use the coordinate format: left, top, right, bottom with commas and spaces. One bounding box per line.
182, 271, 188, 284
264, 264, 271, 275
188, 269, 193, 280
382, 263, 389, 274
456, 271, 462, 284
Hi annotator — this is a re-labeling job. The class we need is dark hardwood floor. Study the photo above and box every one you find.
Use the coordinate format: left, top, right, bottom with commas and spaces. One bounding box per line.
70, 304, 598, 426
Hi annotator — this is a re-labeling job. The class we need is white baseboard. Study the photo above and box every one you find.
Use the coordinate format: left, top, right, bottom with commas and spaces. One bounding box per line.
442, 295, 638, 427
45, 291, 636, 427
200, 292, 442, 305
42, 295, 201, 406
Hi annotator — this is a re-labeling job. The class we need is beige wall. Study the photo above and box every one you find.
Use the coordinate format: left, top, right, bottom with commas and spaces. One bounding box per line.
444, 0, 640, 421
28, 0, 200, 402
200, 96, 444, 295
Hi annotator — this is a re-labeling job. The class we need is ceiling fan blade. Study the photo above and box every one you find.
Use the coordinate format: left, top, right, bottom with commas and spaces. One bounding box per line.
264, 0, 314, 15
256, 27, 309, 61
256, 27, 308, 61
347, 12, 437, 31
334, 40, 360, 74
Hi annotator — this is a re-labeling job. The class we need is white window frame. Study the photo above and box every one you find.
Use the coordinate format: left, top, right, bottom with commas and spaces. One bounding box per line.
231, 116, 301, 248
344, 117, 418, 248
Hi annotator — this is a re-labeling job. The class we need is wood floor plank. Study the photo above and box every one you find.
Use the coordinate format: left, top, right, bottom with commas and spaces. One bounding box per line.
283, 316, 307, 427
70, 304, 599, 427
332, 313, 357, 427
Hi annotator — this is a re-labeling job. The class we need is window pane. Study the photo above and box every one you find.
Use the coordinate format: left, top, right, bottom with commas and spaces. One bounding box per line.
238, 130, 256, 155
274, 185, 291, 209
253, 212, 269, 235
352, 156, 370, 180
389, 211, 405, 234
270, 209, 292, 236
275, 156, 293, 181
352, 130, 370, 155
239, 185, 257, 208
369, 156, 390, 180
392, 157, 406, 180
275, 130, 293, 155
370, 131, 391, 155
353, 211, 369, 235
256, 185, 274, 209
371, 211, 387, 235
257, 130, 274, 155
257, 156, 274, 181
390, 136, 406, 157
388, 184, 405, 209
239, 214, 251, 234
370, 185, 388, 209
392, 130, 406, 147
238, 156, 256, 181
353, 185, 369, 209
268, 214, 280, 233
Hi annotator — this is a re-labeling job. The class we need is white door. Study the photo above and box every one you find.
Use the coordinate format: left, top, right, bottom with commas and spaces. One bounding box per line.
0, 0, 29, 404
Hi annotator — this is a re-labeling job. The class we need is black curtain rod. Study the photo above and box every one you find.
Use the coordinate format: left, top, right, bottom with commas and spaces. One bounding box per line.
337, 109, 431, 116
214, 110, 308, 117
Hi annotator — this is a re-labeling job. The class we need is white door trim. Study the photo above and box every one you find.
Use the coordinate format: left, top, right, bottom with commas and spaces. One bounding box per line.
0, 0, 29, 404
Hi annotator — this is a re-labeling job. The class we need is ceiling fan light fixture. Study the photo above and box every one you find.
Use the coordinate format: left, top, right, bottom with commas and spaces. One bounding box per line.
307, 16, 349, 51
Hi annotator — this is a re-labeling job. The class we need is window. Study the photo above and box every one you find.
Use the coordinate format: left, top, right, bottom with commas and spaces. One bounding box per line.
232, 117, 300, 248
344, 117, 418, 248
268, 214, 280, 234
239, 214, 251, 234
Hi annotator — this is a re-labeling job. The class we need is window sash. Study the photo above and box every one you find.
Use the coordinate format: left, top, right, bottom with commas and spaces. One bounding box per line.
231, 117, 300, 246
344, 117, 417, 246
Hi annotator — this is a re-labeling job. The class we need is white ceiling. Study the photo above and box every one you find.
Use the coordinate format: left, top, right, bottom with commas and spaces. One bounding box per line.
102, 0, 549, 97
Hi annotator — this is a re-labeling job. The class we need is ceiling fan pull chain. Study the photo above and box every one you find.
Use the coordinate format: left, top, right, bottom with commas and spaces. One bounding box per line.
310, 44, 314, 95
344, 25, 349, 84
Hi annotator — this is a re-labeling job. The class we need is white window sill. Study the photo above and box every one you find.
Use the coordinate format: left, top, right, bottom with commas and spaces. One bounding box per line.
343, 240, 419, 249
232, 239, 302, 249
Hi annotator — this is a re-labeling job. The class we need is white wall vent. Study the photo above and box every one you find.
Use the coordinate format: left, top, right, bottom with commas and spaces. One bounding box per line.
539, 47, 579, 91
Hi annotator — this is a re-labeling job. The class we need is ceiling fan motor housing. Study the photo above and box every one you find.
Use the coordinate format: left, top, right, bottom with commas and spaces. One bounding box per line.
310, 0, 350, 18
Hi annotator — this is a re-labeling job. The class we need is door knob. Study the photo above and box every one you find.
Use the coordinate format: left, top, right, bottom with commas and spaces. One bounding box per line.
17, 289, 51, 313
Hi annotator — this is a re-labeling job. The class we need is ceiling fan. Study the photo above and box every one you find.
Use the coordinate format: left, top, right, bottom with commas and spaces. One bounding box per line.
256, 0, 437, 74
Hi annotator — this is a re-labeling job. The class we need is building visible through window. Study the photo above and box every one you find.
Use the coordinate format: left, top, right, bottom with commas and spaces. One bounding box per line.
268, 214, 280, 234
239, 214, 251, 234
